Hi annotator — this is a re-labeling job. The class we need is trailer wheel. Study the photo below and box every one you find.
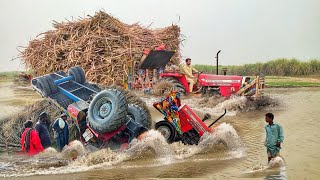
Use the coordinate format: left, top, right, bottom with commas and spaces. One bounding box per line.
68, 66, 85, 84
155, 120, 176, 143
127, 104, 151, 129
37, 76, 51, 97
87, 89, 128, 133
44, 75, 58, 94
74, 66, 86, 83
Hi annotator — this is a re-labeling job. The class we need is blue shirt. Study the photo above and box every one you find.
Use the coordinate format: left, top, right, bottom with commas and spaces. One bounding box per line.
265, 123, 284, 156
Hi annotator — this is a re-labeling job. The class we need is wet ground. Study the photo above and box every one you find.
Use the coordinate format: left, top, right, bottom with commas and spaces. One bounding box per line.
0, 80, 319, 179
0, 80, 41, 120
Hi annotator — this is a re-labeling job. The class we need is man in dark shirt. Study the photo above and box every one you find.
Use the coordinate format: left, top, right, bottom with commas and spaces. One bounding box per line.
35, 112, 51, 148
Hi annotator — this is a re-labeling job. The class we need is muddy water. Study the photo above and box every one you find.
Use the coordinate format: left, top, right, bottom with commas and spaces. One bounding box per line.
0, 86, 320, 179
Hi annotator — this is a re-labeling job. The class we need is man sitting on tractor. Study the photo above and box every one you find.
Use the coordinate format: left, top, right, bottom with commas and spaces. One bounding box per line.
181, 58, 198, 93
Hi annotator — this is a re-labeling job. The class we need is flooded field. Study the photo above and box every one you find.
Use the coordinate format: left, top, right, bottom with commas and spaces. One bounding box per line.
0, 82, 319, 179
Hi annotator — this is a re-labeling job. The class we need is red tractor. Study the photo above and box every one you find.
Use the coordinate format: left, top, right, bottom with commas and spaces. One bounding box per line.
153, 91, 226, 144
137, 50, 265, 98
160, 72, 265, 98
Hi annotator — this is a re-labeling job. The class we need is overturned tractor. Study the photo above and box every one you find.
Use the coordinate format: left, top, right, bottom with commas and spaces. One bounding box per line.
31, 66, 151, 150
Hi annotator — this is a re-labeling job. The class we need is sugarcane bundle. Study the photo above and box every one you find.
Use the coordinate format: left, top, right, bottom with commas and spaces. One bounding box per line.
19, 11, 182, 86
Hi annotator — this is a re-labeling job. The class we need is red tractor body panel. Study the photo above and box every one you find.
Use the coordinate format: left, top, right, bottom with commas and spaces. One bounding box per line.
198, 74, 243, 97
178, 104, 210, 136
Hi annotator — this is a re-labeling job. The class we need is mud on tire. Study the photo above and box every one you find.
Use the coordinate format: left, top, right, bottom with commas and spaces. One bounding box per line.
87, 89, 128, 133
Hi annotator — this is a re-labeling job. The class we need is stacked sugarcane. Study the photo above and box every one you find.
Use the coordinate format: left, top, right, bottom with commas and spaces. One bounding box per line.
19, 11, 182, 85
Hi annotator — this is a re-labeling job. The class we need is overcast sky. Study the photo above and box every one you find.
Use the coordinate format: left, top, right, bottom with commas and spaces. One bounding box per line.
0, 0, 319, 71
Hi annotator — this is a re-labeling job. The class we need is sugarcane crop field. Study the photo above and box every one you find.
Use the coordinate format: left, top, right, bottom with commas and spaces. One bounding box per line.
1, 1, 320, 180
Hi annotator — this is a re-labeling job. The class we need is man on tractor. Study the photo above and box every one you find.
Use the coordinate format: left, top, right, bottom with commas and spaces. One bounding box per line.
181, 58, 199, 93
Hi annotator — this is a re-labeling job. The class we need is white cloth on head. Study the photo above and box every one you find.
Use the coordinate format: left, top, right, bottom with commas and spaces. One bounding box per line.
58, 118, 66, 129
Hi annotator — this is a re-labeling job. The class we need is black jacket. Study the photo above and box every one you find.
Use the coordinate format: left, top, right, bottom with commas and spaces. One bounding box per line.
35, 120, 51, 148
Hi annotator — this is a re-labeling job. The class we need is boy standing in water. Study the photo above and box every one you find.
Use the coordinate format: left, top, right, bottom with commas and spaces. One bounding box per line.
264, 113, 284, 162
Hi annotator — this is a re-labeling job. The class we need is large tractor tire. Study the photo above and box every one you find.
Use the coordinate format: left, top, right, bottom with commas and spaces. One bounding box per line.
159, 77, 186, 94
108, 85, 152, 125
87, 89, 128, 134
68, 66, 86, 84
37, 76, 51, 97
127, 104, 151, 129
155, 120, 176, 143
44, 75, 58, 94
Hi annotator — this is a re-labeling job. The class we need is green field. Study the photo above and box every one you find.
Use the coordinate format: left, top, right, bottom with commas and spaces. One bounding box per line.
265, 76, 320, 87
0, 71, 21, 81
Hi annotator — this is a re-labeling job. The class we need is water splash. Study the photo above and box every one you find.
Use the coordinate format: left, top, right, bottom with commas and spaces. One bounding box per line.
0, 124, 245, 177
268, 156, 286, 168
142, 95, 280, 118
246, 156, 286, 174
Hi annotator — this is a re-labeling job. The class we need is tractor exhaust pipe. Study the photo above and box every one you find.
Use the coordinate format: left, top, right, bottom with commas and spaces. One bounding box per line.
208, 109, 227, 128
216, 50, 221, 75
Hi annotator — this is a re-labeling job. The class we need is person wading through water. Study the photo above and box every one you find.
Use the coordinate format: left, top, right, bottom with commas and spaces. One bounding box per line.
52, 113, 69, 152
20, 120, 44, 156
264, 113, 284, 162
35, 112, 51, 149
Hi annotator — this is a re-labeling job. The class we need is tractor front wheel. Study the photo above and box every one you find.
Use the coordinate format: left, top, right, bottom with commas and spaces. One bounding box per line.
155, 120, 176, 143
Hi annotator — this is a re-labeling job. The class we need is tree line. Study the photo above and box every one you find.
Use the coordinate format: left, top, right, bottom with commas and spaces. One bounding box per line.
194, 59, 320, 76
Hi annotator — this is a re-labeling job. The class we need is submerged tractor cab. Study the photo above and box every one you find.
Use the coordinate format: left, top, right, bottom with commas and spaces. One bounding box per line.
153, 91, 226, 145
31, 66, 150, 150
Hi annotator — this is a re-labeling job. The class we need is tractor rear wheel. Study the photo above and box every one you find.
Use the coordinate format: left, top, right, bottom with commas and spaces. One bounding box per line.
87, 89, 128, 134
154, 77, 186, 95
163, 77, 186, 93
108, 85, 152, 126
127, 104, 151, 129
155, 120, 176, 143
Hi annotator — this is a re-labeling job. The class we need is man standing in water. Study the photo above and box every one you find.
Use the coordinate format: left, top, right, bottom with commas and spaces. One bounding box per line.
265, 113, 284, 162
52, 113, 69, 152
35, 112, 51, 148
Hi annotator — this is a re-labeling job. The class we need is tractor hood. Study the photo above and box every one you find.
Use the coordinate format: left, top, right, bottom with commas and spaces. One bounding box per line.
140, 50, 175, 69
198, 74, 244, 86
